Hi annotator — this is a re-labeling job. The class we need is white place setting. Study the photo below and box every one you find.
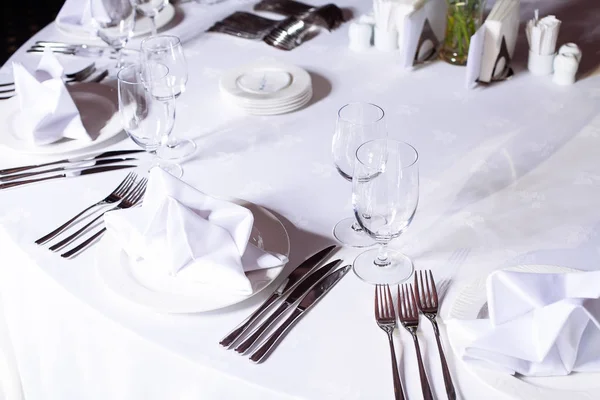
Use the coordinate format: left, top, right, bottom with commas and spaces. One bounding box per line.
0, 0, 599, 399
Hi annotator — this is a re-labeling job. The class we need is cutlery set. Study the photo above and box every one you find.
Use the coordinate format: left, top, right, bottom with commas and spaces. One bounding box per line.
220, 246, 350, 362
0, 150, 142, 190
34, 171, 147, 258
377, 271, 455, 400
208, 0, 345, 51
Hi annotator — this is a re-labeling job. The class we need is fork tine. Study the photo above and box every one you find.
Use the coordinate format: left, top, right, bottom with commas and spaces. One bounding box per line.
375, 285, 380, 319
429, 270, 438, 308
415, 271, 431, 308
409, 284, 418, 318
385, 285, 394, 319
399, 285, 406, 318
414, 271, 421, 309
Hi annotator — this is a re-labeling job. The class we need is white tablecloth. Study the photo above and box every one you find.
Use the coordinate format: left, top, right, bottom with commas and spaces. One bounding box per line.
1, 0, 600, 399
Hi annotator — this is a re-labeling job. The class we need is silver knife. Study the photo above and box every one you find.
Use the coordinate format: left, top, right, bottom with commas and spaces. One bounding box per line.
28, 46, 118, 60
0, 165, 137, 190
0, 158, 137, 182
235, 258, 342, 354
219, 245, 337, 348
249, 264, 351, 363
0, 150, 145, 175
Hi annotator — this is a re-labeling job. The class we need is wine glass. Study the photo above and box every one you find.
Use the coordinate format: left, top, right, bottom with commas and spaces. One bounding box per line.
331, 102, 386, 247
352, 139, 419, 285
117, 62, 182, 177
89, 0, 135, 69
130, 0, 168, 36
141, 35, 196, 160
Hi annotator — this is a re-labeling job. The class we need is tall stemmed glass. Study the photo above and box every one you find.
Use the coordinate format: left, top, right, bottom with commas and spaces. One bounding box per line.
130, 0, 168, 36
332, 102, 386, 247
352, 139, 419, 285
117, 62, 183, 177
89, 0, 135, 69
141, 35, 196, 160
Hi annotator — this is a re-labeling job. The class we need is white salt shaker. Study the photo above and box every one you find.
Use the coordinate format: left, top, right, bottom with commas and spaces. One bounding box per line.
374, 27, 398, 52
558, 43, 582, 63
348, 21, 373, 52
553, 52, 579, 85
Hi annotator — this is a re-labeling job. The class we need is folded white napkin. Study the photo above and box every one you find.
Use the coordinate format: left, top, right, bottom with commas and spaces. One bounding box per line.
449, 269, 600, 376
104, 168, 287, 294
12, 49, 90, 145
56, 0, 91, 28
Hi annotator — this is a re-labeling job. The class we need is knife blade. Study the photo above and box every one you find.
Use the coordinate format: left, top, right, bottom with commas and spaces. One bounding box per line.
0, 158, 137, 182
234, 258, 342, 354
219, 244, 337, 348
0, 150, 145, 176
250, 264, 351, 363
0, 165, 137, 190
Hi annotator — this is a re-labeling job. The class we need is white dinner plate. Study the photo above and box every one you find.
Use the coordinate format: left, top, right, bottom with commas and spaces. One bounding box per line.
56, 3, 176, 39
0, 83, 124, 156
227, 89, 313, 115
222, 87, 312, 108
447, 264, 600, 400
96, 199, 290, 313
219, 61, 312, 103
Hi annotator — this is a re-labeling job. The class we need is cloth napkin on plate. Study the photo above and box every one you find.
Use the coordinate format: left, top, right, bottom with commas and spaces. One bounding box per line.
449, 269, 600, 376
104, 168, 287, 294
12, 49, 90, 145
56, 0, 111, 31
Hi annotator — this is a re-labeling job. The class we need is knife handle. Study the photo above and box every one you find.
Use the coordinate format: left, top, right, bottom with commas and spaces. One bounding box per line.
219, 292, 279, 348
0, 173, 65, 190
235, 302, 288, 354
0, 160, 63, 176
0, 166, 62, 182
250, 308, 303, 363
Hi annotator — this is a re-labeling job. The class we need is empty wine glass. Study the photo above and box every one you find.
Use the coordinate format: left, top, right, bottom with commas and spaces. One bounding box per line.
331, 102, 386, 247
117, 62, 182, 177
89, 0, 135, 68
141, 35, 196, 160
130, 0, 168, 36
352, 139, 419, 285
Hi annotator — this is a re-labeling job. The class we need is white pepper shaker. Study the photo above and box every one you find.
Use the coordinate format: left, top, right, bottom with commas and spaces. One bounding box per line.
553, 52, 579, 85
348, 21, 373, 52
558, 43, 582, 63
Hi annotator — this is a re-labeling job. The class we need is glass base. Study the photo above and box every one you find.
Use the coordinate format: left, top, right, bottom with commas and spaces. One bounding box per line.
333, 218, 375, 248
150, 162, 182, 178
157, 139, 197, 161
353, 248, 414, 285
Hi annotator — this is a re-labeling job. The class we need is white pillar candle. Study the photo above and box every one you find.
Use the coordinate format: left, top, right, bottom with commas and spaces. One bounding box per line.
348, 21, 373, 52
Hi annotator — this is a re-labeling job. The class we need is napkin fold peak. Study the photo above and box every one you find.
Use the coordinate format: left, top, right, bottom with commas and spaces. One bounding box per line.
12, 49, 90, 145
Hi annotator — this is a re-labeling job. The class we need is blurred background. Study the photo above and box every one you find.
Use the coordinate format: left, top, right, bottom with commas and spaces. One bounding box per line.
1, 0, 64, 64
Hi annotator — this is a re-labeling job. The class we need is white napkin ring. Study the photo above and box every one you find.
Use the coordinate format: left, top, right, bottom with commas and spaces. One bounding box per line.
348, 21, 373, 52
527, 50, 555, 76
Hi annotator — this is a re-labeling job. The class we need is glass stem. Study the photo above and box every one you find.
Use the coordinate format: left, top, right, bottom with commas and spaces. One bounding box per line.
115, 48, 123, 69
150, 15, 157, 36
374, 243, 391, 267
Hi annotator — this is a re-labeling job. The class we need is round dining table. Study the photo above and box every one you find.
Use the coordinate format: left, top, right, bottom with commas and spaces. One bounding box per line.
0, 0, 599, 399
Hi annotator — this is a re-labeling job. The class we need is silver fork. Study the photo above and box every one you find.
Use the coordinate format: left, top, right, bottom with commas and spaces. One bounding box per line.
398, 284, 434, 400
263, 17, 311, 50
48, 178, 147, 252
415, 270, 455, 400
59, 178, 147, 259
0, 63, 97, 100
35, 172, 137, 245
375, 285, 405, 400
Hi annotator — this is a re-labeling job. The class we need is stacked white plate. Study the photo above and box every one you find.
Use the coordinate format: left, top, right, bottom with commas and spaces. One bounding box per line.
220, 62, 312, 116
